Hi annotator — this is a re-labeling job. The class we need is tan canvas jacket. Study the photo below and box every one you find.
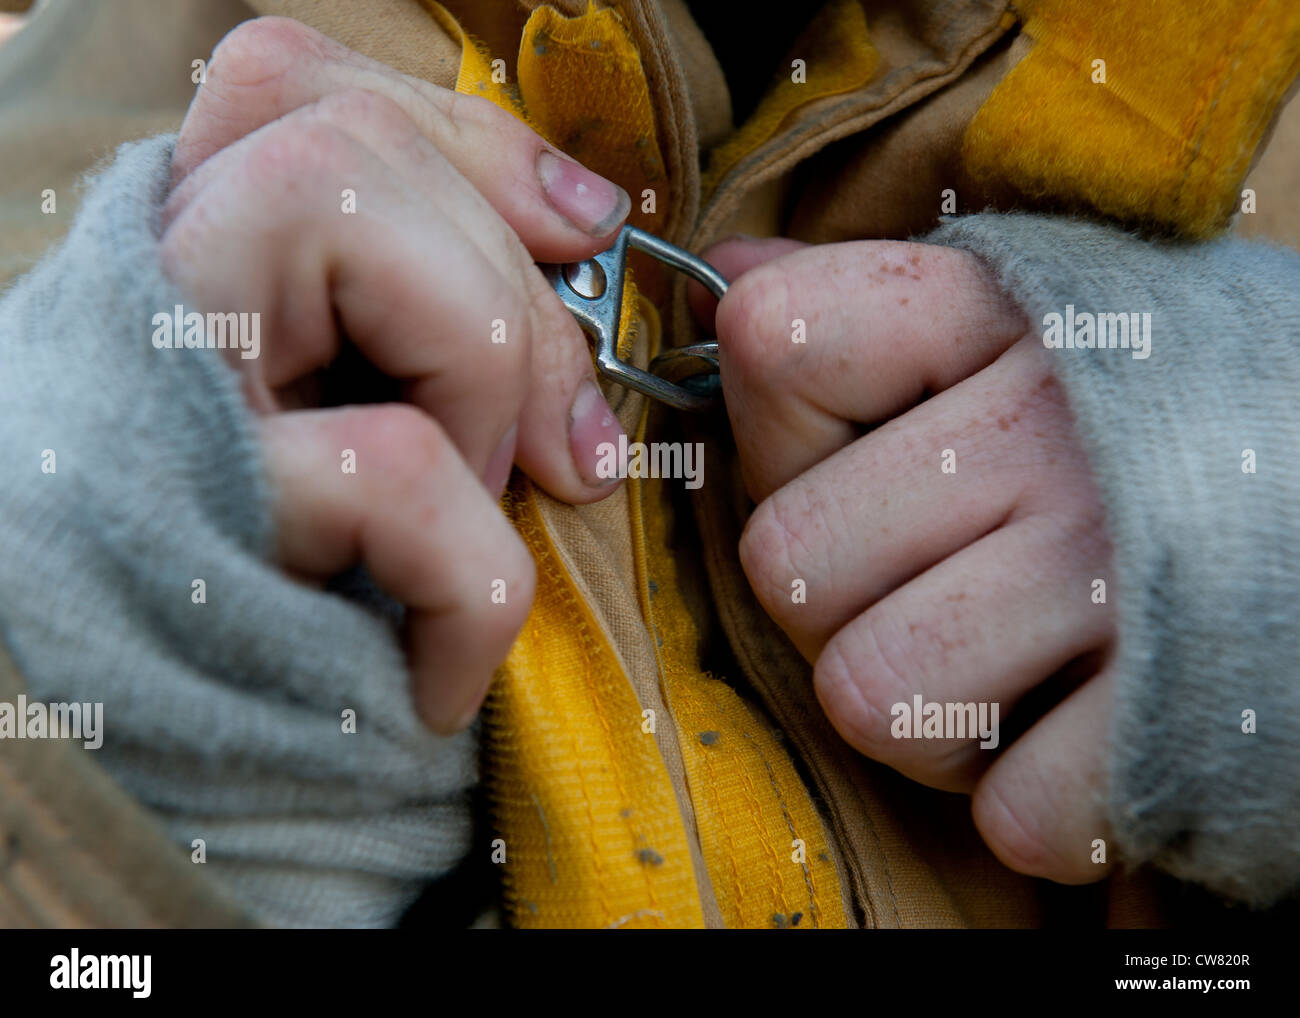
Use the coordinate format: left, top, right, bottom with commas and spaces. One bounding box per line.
0, 0, 1296, 928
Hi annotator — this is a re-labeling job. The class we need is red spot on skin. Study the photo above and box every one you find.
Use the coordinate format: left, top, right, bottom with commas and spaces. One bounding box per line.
908, 254, 920, 267
892, 264, 907, 276
898, 297, 909, 306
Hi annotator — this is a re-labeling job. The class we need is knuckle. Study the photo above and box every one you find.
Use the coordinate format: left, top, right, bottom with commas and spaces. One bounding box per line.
739, 482, 834, 619
812, 640, 887, 756
208, 16, 321, 89
716, 263, 797, 387
738, 493, 804, 621
926, 244, 1023, 334
458, 535, 535, 652
247, 116, 364, 187
360, 404, 450, 487
312, 88, 418, 145
855, 605, 923, 709
972, 775, 1051, 876
825, 607, 917, 756
439, 89, 513, 141
1050, 502, 1112, 568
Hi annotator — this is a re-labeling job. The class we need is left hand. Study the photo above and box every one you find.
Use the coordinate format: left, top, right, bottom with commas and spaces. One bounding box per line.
697, 236, 1119, 885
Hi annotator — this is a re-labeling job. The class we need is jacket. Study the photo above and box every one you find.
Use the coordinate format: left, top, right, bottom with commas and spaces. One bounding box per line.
1, 0, 1297, 928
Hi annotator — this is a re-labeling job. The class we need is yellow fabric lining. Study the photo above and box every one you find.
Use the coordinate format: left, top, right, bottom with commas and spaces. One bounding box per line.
517, 3, 669, 236
700, 0, 878, 199
424, 1, 649, 360
962, 0, 1300, 238
629, 419, 847, 929
491, 476, 705, 928
429, 0, 846, 927
421, 0, 528, 118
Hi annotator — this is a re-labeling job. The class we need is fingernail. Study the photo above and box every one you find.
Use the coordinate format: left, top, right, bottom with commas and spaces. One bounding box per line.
537, 149, 630, 236
569, 379, 624, 488
483, 425, 517, 500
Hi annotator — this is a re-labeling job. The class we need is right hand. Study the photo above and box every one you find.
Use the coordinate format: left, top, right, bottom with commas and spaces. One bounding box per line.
160, 16, 631, 733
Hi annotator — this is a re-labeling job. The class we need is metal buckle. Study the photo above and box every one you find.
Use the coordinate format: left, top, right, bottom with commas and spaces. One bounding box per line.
540, 225, 728, 412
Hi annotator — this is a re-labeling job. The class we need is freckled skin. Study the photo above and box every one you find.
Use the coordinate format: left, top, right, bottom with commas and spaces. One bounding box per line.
700, 234, 1117, 884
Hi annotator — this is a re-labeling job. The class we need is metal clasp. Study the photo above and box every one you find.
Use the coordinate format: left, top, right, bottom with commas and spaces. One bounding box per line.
541, 225, 727, 412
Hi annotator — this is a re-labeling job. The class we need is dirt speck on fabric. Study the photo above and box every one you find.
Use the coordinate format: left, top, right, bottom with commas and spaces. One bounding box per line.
791, 911, 803, 926
698, 730, 721, 746
771, 912, 789, 929
636, 848, 664, 867
531, 793, 557, 884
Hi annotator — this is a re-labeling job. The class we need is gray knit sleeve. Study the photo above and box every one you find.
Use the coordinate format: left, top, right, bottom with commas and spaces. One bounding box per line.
924, 213, 1300, 907
0, 134, 476, 927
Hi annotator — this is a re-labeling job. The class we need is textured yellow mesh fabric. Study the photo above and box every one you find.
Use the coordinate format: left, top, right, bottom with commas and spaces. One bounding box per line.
425, 0, 847, 927
962, 0, 1300, 238
494, 470, 705, 928
422, 0, 527, 117
629, 423, 846, 929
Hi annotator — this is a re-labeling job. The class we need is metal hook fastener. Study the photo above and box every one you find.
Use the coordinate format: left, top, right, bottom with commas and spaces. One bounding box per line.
540, 225, 728, 412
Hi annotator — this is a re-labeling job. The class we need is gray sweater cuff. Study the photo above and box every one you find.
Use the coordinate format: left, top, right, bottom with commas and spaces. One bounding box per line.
924, 213, 1300, 906
0, 134, 476, 927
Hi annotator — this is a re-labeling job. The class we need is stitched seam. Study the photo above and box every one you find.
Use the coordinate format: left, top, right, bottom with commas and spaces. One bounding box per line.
740, 729, 822, 929
694, 710, 750, 924
721, 703, 786, 915
512, 482, 672, 923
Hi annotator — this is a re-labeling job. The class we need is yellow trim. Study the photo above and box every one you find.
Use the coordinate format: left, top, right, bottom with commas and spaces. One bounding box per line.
963, 0, 1300, 237
420, 0, 528, 118
490, 479, 705, 928
430, 0, 848, 928
628, 412, 847, 929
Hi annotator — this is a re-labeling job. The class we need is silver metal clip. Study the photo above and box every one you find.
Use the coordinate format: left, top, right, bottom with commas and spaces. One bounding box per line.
541, 225, 727, 412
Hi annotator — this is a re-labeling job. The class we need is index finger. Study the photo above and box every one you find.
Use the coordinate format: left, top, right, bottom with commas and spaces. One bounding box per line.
711, 238, 1028, 501
175, 16, 629, 263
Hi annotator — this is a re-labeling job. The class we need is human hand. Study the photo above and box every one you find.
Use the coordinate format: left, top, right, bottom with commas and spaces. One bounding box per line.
698, 235, 1119, 884
161, 17, 631, 732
